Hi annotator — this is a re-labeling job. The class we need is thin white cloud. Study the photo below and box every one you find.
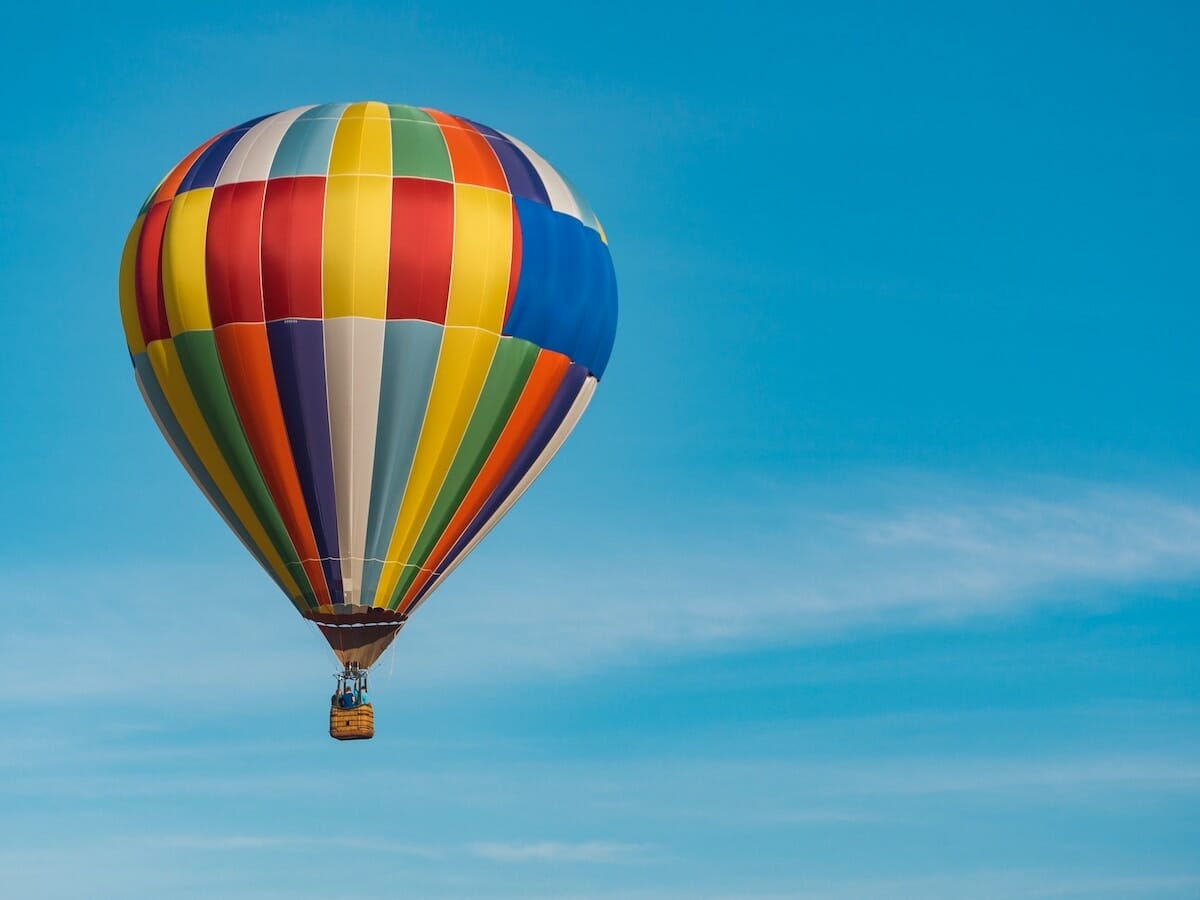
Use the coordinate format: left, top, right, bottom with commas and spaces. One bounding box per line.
702, 870, 1200, 900
149, 834, 442, 856
394, 474, 1200, 678
468, 841, 649, 864
7, 473, 1200, 689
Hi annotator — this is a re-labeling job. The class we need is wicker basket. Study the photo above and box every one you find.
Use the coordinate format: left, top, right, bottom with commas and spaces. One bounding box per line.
330, 703, 375, 741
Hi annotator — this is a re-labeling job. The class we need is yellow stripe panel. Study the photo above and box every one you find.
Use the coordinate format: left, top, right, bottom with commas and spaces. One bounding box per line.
161, 189, 215, 334
119, 216, 147, 355
145, 338, 303, 601
445, 185, 513, 332
323, 174, 392, 318
373, 327, 500, 605
329, 101, 392, 175
325, 102, 393, 318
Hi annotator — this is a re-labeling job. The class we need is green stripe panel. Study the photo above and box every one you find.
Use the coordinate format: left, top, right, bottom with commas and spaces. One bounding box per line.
387, 337, 539, 607
172, 330, 319, 610
388, 105, 453, 180
134, 352, 299, 608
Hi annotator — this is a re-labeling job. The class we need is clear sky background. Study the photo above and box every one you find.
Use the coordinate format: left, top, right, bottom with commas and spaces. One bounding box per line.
1, 2, 1198, 898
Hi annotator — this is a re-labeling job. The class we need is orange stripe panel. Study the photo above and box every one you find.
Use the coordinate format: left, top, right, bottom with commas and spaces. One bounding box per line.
503, 200, 522, 324
425, 109, 508, 191
213, 323, 332, 605
397, 349, 571, 612
152, 133, 224, 206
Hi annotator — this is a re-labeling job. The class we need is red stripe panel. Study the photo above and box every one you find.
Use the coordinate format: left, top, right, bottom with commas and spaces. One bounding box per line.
134, 200, 173, 343
262, 176, 326, 321
504, 199, 522, 324
214, 323, 332, 606
387, 177, 454, 322
424, 110, 509, 191
207, 181, 267, 326
396, 349, 571, 613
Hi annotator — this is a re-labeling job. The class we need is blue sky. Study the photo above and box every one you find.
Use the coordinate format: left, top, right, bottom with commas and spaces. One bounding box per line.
2, 2, 1199, 897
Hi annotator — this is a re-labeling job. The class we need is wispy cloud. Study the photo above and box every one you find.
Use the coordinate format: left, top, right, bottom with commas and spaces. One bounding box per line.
149, 834, 442, 856
707, 870, 1200, 900
8, 473, 1200, 689
468, 841, 650, 864
399, 473, 1200, 676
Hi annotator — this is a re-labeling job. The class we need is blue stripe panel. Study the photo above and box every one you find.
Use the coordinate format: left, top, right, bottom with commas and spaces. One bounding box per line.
265, 320, 344, 601
177, 115, 271, 192
504, 199, 618, 377
580, 248, 618, 377
270, 103, 350, 178
133, 352, 290, 597
410, 364, 589, 608
463, 119, 550, 206
359, 320, 442, 606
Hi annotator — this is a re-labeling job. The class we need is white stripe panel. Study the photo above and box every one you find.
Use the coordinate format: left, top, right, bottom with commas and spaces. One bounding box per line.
215, 106, 314, 186
324, 317, 386, 606
499, 131, 583, 222
409, 376, 597, 614
560, 173, 602, 235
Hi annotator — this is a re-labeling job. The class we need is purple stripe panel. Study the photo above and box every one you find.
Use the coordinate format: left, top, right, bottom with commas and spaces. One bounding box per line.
177, 114, 272, 193
265, 319, 344, 600
409, 363, 589, 607
463, 118, 551, 206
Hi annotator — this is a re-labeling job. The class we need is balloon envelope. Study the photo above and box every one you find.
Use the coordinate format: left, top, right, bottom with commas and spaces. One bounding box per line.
119, 102, 617, 666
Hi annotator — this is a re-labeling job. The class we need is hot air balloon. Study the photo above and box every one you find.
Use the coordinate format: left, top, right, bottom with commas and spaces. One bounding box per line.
118, 102, 617, 739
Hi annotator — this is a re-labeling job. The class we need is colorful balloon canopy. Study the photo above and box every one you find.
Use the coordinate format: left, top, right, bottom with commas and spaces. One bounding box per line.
119, 102, 617, 667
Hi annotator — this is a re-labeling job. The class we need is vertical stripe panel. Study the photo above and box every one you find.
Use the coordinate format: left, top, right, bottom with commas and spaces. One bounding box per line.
395, 349, 570, 609
324, 318, 386, 606
160, 188, 215, 335
329, 101, 392, 176
583, 245, 619, 378
133, 353, 301, 605
463, 118, 550, 205
360, 320, 441, 606
388, 106, 453, 180
386, 178, 454, 322
408, 375, 596, 613
151, 333, 317, 608
425, 110, 508, 191
179, 115, 269, 192
134, 201, 172, 343
206, 182, 267, 326
504, 199, 618, 376
324, 104, 392, 319
504, 200, 522, 324
262, 176, 326, 320
427, 364, 587, 577
387, 337, 538, 604
445, 184, 513, 332
169, 330, 318, 608
373, 327, 500, 606
265, 320, 344, 599
119, 217, 147, 355
498, 131, 583, 222
149, 133, 224, 208
213, 324, 333, 605
270, 103, 349, 178
216, 106, 314, 186
323, 171, 392, 318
